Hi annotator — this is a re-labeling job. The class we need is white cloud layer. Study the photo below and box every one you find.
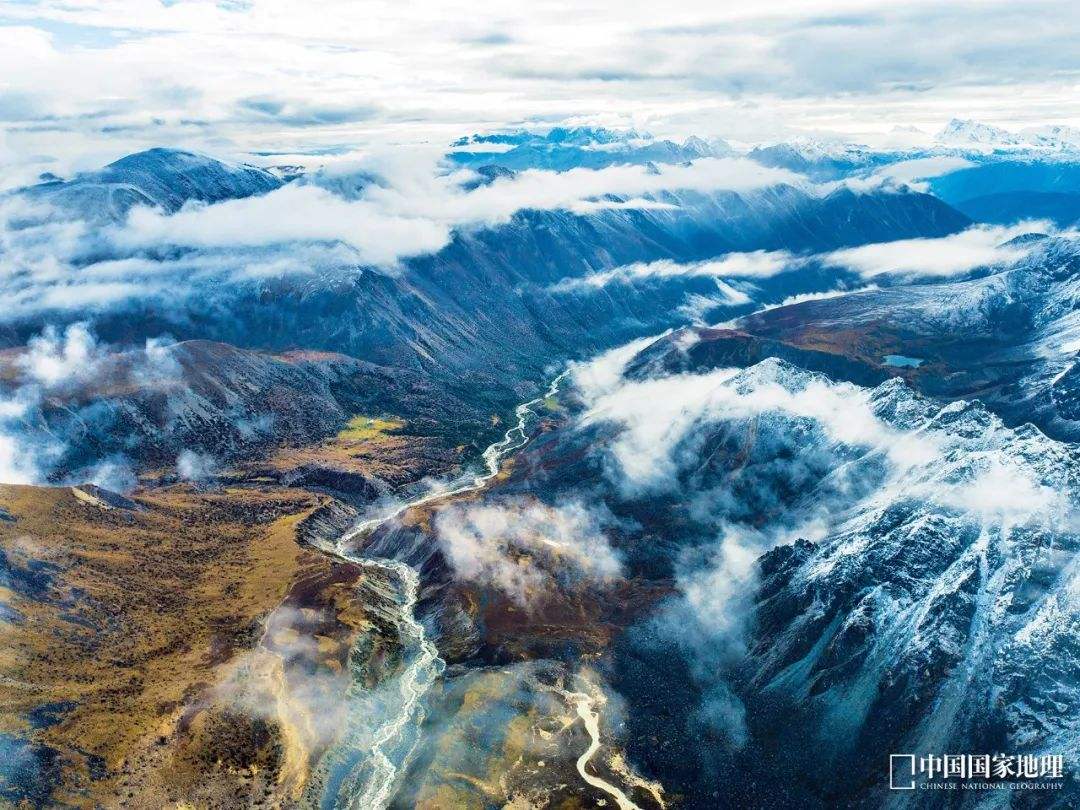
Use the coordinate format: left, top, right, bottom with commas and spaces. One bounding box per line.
0, 151, 805, 320
117, 183, 452, 266
567, 332, 666, 402
825, 222, 1048, 278
759, 285, 879, 313
112, 156, 799, 266
0, 322, 180, 485
579, 363, 935, 496
552, 250, 795, 292
865, 156, 974, 189
2, 1, 1080, 177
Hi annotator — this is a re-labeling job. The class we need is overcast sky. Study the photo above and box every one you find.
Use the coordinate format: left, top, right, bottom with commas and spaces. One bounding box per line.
2, 0, 1080, 176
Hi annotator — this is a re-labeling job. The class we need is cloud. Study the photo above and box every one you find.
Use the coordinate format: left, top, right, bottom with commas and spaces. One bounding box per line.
212, 603, 356, 761
752, 284, 880, 314
18, 321, 104, 388
13, 321, 179, 392
176, 449, 218, 482
579, 361, 933, 497
656, 518, 828, 746
567, 332, 665, 402
434, 498, 623, 607
573, 338, 1073, 540
864, 155, 973, 189
0, 149, 805, 321
234, 96, 379, 127
677, 289, 751, 324
0, 399, 46, 484
0, 197, 157, 318
0, 188, 395, 318
2, 1, 1080, 175
115, 183, 452, 266
565, 197, 680, 214
824, 223, 1046, 278
0, 392, 57, 485
446, 158, 800, 225
136, 156, 794, 257
930, 459, 1061, 524
78, 454, 137, 493
551, 250, 795, 292
0, 322, 182, 485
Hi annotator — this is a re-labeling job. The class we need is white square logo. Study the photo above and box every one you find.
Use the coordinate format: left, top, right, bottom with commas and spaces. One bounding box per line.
890, 754, 916, 790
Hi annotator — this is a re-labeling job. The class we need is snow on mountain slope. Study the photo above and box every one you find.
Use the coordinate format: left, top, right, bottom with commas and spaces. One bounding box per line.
935, 118, 1080, 154
642, 234, 1080, 443
747, 140, 904, 181
934, 118, 1028, 149
535, 352, 1080, 807
735, 361, 1080, 807
18, 148, 283, 222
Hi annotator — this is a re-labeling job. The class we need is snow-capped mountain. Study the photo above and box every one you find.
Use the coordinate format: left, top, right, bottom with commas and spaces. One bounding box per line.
729, 360, 1079, 807
740, 121, 1080, 219
19, 147, 283, 222
1026, 124, 1080, 151
746, 139, 904, 181
935, 118, 1080, 155
437, 346, 1080, 807
934, 118, 1028, 149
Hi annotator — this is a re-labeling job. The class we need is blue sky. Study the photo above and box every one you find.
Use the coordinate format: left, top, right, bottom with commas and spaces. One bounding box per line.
1, 0, 1080, 180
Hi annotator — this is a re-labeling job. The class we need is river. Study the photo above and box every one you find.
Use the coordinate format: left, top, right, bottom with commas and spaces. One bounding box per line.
316, 370, 569, 809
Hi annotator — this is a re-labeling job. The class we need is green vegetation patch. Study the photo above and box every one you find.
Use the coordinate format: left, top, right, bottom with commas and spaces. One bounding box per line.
337, 415, 406, 443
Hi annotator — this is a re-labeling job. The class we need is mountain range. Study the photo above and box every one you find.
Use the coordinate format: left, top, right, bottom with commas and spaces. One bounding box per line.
1, 122, 1078, 809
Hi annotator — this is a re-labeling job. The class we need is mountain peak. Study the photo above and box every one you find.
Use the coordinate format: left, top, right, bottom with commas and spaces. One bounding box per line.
682, 135, 731, 157
20, 146, 284, 220
935, 118, 1026, 148
103, 147, 260, 176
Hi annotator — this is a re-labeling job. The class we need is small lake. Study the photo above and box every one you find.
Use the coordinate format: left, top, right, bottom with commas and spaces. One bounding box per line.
882, 354, 924, 368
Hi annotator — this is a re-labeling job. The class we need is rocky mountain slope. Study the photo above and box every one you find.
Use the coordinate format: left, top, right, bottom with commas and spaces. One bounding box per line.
670, 234, 1080, 442
0, 147, 971, 481
20, 148, 283, 222
405, 350, 1080, 807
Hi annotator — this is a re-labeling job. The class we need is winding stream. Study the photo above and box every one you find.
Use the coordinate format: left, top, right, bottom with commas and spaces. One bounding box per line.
556, 677, 644, 810
342, 370, 569, 544
319, 370, 569, 810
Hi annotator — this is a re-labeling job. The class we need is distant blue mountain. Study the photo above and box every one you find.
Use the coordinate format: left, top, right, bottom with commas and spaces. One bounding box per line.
448, 126, 730, 171
928, 160, 1080, 226
956, 190, 1080, 226
739, 135, 1080, 227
